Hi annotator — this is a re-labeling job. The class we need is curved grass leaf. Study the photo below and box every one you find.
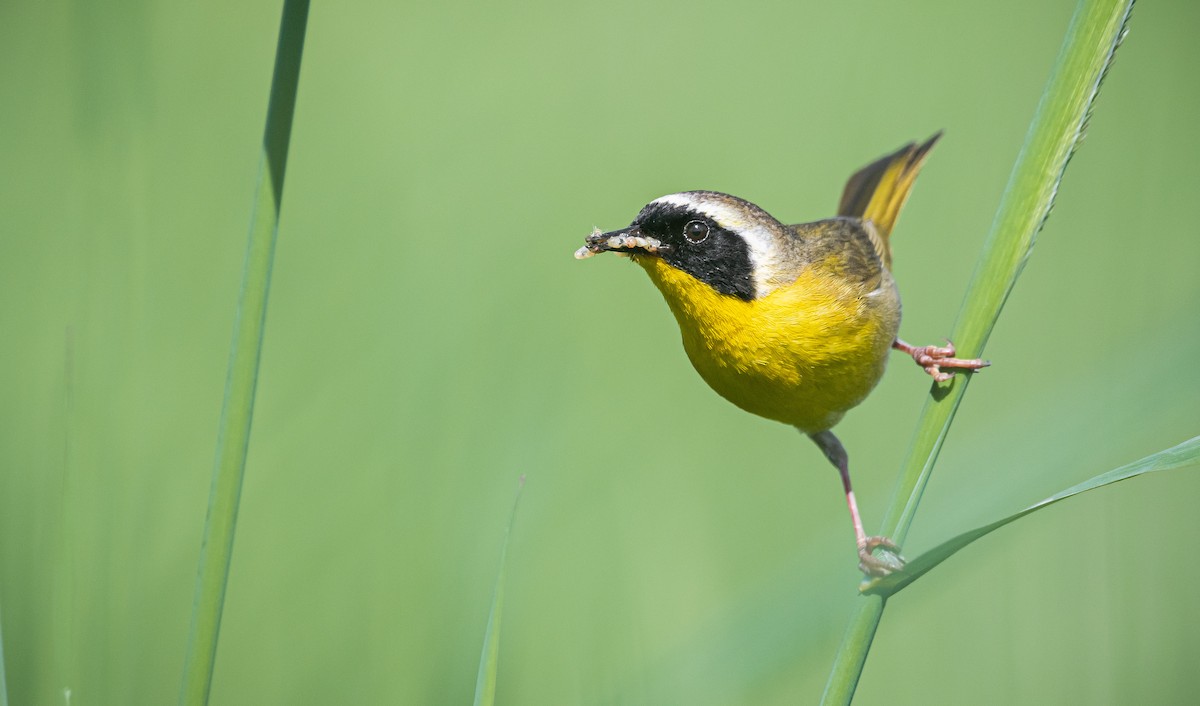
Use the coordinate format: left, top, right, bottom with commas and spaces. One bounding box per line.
864, 435, 1200, 596
473, 476, 526, 706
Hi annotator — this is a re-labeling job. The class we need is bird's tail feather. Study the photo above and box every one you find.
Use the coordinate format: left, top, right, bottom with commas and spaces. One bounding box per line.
837, 132, 941, 268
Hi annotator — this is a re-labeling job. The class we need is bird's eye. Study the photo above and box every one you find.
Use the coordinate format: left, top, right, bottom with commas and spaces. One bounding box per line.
683, 220, 710, 244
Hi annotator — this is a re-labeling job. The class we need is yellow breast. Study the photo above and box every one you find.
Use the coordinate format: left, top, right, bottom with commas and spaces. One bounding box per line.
636, 254, 900, 433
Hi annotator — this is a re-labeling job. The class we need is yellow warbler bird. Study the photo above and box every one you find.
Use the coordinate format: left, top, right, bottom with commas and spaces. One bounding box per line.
575, 133, 987, 575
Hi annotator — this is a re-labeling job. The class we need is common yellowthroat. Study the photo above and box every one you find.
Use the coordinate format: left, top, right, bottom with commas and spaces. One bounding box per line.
575, 134, 988, 575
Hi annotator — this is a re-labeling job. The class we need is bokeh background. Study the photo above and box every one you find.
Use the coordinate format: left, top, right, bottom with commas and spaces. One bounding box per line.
3, 1, 1199, 704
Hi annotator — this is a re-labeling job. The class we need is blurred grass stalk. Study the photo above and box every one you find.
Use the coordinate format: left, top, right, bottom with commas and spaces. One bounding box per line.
821, 0, 1134, 703
1, 604, 7, 706
473, 477, 526, 706
178, 2, 310, 705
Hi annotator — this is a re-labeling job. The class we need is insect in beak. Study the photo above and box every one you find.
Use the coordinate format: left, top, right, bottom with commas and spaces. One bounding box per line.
575, 226, 670, 260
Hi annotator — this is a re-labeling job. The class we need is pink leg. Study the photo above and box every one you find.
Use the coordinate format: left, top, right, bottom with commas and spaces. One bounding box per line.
894, 338, 990, 383
809, 431, 904, 576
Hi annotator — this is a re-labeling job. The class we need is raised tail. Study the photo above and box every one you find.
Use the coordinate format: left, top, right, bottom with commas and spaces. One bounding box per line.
837, 132, 941, 269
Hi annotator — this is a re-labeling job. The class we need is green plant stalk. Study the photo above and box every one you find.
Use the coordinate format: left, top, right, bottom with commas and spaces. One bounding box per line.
473, 477, 526, 706
178, 2, 310, 705
0, 602, 8, 706
820, 0, 1134, 703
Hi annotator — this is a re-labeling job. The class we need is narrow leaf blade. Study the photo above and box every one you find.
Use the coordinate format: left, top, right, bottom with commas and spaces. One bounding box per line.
0, 601, 8, 706
865, 436, 1200, 596
473, 476, 526, 706
178, 3, 310, 705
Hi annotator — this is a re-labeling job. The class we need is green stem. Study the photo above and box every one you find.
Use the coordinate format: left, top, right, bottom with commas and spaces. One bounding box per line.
473, 477, 527, 706
178, 2, 310, 704
820, 0, 1133, 703
0, 602, 7, 706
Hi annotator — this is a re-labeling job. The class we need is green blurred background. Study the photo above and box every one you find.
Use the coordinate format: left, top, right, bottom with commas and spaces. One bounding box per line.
2, 1, 1198, 703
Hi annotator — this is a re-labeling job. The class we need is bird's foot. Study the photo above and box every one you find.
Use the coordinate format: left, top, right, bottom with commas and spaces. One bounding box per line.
858, 536, 905, 577
894, 338, 989, 383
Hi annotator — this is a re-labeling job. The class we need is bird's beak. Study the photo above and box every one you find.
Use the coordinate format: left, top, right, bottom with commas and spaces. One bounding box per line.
574, 225, 669, 260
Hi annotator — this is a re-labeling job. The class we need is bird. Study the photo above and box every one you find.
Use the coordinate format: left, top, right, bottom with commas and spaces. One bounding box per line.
574, 133, 988, 575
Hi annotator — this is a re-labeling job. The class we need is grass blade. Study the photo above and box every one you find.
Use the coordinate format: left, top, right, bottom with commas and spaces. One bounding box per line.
0, 602, 7, 706
864, 436, 1200, 595
473, 477, 526, 706
178, 2, 310, 704
821, 0, 1134, 703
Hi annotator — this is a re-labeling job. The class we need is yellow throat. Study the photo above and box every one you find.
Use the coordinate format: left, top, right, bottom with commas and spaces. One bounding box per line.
635, 248, 897, 433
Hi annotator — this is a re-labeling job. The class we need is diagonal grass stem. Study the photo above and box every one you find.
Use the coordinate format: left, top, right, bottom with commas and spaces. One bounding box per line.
178, 2, 310, 704
821, 0, 1135, 702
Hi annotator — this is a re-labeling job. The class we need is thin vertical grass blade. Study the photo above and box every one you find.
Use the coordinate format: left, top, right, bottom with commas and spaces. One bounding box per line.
178, 2, 310, 705
0, 602, 8, 706
821, 0, 1135, 703
473, 477, 526, 706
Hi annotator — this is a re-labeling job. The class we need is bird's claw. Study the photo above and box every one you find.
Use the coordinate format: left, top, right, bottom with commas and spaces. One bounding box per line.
858, 536, 905, 577
895, 338, 990, 383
